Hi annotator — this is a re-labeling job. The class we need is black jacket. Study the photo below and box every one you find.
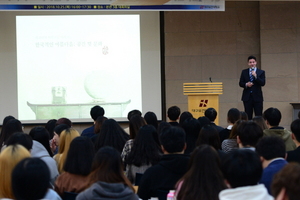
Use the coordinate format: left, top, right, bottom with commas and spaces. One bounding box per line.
137, 154, 190, 200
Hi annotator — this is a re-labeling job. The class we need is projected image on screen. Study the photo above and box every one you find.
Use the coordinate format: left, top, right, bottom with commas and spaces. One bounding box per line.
16, 15, 141, 120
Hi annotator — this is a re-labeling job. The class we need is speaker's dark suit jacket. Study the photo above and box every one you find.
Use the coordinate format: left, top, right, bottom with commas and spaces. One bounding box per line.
239, 68, 266, 102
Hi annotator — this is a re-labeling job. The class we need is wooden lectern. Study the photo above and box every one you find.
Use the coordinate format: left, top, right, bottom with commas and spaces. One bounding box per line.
183, 82, 223, 125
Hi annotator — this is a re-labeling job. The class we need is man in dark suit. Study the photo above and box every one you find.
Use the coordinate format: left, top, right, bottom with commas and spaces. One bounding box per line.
287, 119, 300, 163
239, 55, 266, 120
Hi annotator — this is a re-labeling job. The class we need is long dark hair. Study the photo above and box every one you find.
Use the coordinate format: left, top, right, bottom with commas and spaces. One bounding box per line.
29, 126, 53, 157
196, 124, 221, 150
94, 119, 129, 153
88, 146, 135, 192
0, 119, 23, 147
144, 112, 158, 130
182, 118, 201, 155
64, 137, 95, 176
126, 125, 161, 167
129, 115, 146, 139
176, 145, 226, 200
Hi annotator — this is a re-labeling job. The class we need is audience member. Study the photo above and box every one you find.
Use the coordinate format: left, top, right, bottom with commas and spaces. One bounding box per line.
179, 111, 193, 127
12, 157, 61, 200
51, 124, 69, 154
29, 126, 53, 157
54, 128, 80, 173
0, 115, 15, 136
93, 116, 108, 134
219, 149, 273, 200
182, 118, 200, 155
0, 119, 23, 149
94, 119, 129, 153
55, 137, 95, 198
137, 126, 189, 200
144, 111, 159, 130
45, 119, 57, 139
5, 132, 32, 151
253, 116, 268, 130
204, 108, 224, 133
167, 106, 181, 126
287, 119, 300, 163
124, 109, 142, 134
237, 120, 263, 150
263, 107, 296, 151
221, 120, 243, 153
76, 146, 139, 200
175, 145, 226, 200
121, 115, 146, 162
196, 124, 224, 159
256, 136, 287, 194
197, 116, 210, 130
240, 111, 248, 121
0, 145, 31, 199
271, 162, 300, 200
56, 117, 72, 127
125, 125, 162, 184
219, 108, 240, 143
157, 121, 171, 136
81, 105, 105, 138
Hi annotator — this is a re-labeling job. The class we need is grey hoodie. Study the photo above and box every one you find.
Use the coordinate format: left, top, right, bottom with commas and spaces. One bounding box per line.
31, 140, 59, 186
76, 181, 139, 200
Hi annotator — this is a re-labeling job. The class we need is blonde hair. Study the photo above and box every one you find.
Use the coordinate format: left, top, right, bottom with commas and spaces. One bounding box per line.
54, 128, 79, 173
0, 145, 31, 199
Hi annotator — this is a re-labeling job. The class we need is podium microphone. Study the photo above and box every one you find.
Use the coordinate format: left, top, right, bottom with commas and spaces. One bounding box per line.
209, 77, 212, 83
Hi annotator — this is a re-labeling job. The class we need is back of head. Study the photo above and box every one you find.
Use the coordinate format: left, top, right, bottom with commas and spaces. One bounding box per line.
222, 149, 262, 188
94, 116, 108, 134
0, 145, 31, 199
263, 107, 281, 126
196, 124, 221, 150
90, 105, 105, 121
144, 111, 158, 130
227, 108, 240, 124
127, 109, 142, 121
95, 119, 128, 153
54, 124, 69, 136
291, 119, 300, 142
64, 136, 95, 176
29, 126, 52, 157
177, 145, 225, 200
89, 146, 132, 190
57, 128, 80, 173
167, 106, 181, 121
272, 163, 300, 200
45, 119, 57, 139
157, 121, 171, 136
237, 121, 263, 147
240, 111, 248, 121
126, 125, 161, 166
179, 111, 193, 127
197, 116, 210, 130
256, 136, 286, 160
204, 108, 217, 122
0, 119, 23, 146
253, 116, 268, 130
129, 115, 146, 139
12, 158, 50, 200
0, 116, 15, 135
56, 117, 72, 127
6, 132, 33, 151
160, 126, 185, 153
182, 118, 201, 138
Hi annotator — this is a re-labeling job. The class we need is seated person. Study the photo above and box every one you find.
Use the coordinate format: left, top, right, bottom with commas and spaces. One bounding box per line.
272, 163, 300, 200
167, 106, 181, 126
219, 149, 273, 200
137, 126, 189, 200
204, 107, 224, 133
237, 121, 263, 150
263, 107, 296, 151
256, 136, 287, 194
287, 119, 300, 163
81, 106, 105, 138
